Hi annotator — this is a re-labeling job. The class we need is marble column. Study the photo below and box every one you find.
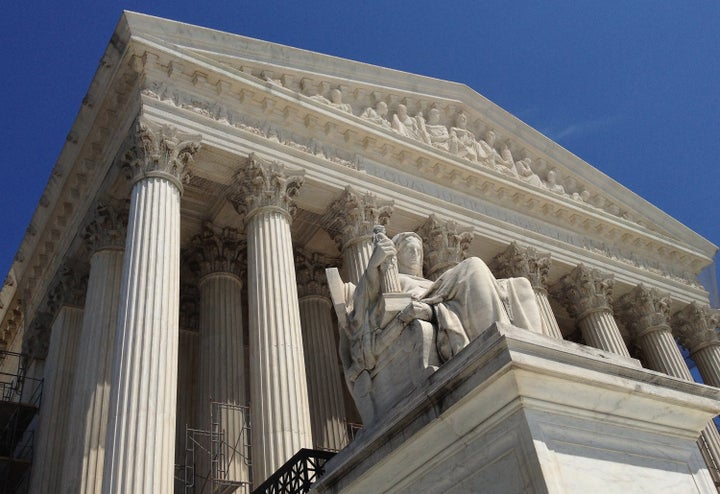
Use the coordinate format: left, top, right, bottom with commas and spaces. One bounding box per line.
322, 186, 393, 284
102, 120, 201, 494
617, 286, 720, 483
296, 251, 349, 451
60, 200, 127, 494
29, 264, 87, 494
176, 285, 199, 475
232, 154, 311, 483
672, 303, 720, 388
552, 265, 630, 357
190, 223, 248, 487
491, 242, 562, 339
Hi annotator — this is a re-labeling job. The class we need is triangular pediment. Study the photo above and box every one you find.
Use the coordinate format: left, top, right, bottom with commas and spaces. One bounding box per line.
121, 11, 714, 262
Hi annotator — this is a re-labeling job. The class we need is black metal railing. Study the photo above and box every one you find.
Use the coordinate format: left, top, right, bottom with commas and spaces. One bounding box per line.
252, 449, 335, 494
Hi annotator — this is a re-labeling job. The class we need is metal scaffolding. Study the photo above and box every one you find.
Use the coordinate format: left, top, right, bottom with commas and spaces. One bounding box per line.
180, 402, 251, 494
0, 351, 42, 494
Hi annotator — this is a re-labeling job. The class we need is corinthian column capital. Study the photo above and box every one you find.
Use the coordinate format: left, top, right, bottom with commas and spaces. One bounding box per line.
615, 285, 672, 341
45, 261, 89, 314
189, 222, 246, 280
121, 118, 202, 192
416, 215, 473, 280
82, 199, 129, 253
23, 312, 53, 361
322, 186, 393, 251
672, 302, 720, 353
230, 154, 305, 221
490, 242, 551, 291
552, 264, 614, 320
295, 250, 333, 299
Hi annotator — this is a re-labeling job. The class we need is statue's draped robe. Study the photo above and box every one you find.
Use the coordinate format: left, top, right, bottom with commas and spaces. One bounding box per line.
350, 257, 541, 364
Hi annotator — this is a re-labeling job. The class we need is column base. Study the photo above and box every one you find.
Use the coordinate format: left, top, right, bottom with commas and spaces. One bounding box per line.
312, 323, 720, 493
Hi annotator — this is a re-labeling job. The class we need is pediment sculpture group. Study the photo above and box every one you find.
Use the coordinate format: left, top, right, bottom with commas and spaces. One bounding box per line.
311, 89, 589, 202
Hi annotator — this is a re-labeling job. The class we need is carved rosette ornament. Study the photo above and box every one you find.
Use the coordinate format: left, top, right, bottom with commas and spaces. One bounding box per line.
416, 215, 473, 280
295, 250, 332, 299
491, 243, 561, 339
230, 153, 304, 221
121, 118, 202, 193
189, 222, 245, 280
82, 200, 129, 253
552, 265, 630, 356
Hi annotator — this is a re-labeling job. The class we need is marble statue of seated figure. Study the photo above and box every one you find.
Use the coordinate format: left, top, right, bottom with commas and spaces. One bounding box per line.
360, 101, 392, 129
449, 112, 484, 162
350, 231, 542, 363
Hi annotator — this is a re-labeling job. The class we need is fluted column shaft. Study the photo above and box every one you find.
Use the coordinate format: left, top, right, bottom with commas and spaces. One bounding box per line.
299, 294, 349, 451
639, 329, 694, 379
102, 176, 182, 493
490, 243, 561, 339
616, 287, 720, 481
535, 289, 563, 339
693, 345, 720, 388
29, 307, 83, 493
61, 248, 124, 494
176, 328, 198, 471
554, 265, 630, 357
247, 208, 312, 482
343, 237, 373, 284
196, 272, 247, 485
578, 310, 630, 357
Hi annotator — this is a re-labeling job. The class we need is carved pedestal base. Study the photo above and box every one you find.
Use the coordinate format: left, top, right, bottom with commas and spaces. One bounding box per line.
313, 324, 720, 494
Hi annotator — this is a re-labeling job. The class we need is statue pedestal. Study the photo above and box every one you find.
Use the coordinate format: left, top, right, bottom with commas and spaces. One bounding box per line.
312, 323, 720, 493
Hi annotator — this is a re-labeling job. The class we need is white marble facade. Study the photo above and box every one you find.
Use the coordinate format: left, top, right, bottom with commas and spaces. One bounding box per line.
0, 11, 719, 494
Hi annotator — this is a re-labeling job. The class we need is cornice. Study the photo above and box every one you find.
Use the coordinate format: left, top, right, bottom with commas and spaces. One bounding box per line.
0, 24, 142, 329
122, 11, 715, 254
129, 40, 710, 286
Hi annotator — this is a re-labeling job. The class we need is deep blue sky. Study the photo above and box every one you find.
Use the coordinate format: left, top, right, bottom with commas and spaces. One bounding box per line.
1, 1, 718, 303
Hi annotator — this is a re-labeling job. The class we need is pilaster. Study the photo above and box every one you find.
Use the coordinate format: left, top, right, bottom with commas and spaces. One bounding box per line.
296, 250, 349, 452
231, 154, 312, 483
552, 265, 630, 357
322, 186, 393, 284
61, 200, 127, 494
102, 119, 201, 494
416, 214, 472, 281
491, 242, 562, 339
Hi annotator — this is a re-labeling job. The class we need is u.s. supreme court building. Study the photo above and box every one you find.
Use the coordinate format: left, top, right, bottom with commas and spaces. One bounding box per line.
1, 11, 720, 494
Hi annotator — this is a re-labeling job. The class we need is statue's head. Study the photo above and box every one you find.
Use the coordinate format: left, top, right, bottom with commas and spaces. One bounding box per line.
392, 232, 424, 277
376, 101, 388, 116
